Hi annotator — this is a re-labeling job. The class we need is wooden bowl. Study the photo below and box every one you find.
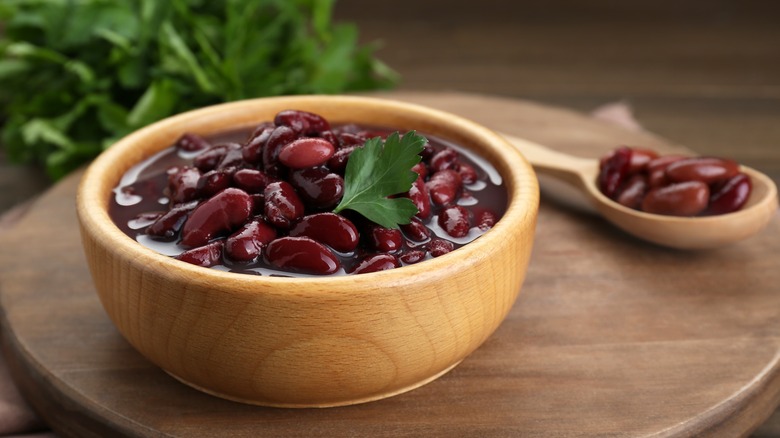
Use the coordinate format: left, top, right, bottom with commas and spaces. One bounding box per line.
76, 95, 539, 407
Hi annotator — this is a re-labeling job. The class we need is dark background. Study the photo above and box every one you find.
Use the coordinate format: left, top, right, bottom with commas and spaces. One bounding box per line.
2, 0, 779, 215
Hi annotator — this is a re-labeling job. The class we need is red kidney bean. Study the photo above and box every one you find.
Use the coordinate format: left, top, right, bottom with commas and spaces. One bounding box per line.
327, 145, 357, 174
147, 201, 198, 238
351, 254, 400, 275
263, 181, 304, 228
641, 181, 710, 216
457, 162, 478, 185
288, 167, 344, 209
176, 240, 224, 267
278, 137, 336, 169
615, 174, 649, 210
646, 155, 687, 187
438, 205, 471, 238
168, 166, 201, 204
400, 217, 430, 242
180, 188, 254, 247
430, 148, 459, 173
193, 143, 239, 172
475, 209, 498, 231
337, 132, 367, 147
399, 249, 427, 264
266, 236, 340, 275
627, 148, 659, 174
216, 143, 244, 169
176, 133, 210, 152
706, 173, 752, 215
274, 110, 331, 136
197, 169, 233, 198
419, 142, 435, 162
411, 162, 428, 180
368, 225, 403, 253
597, 146, 632, 199
319, 130, 339, 148
263, 126, 297, 176
405, 175, 431, 219
225, 219, 277, 262
233, 168, 274, 194
288, 213, 359, 252
242, 126, 273, 165
665, 157, 740, 185
426, 169, 462, 206
428, 238, 454, 257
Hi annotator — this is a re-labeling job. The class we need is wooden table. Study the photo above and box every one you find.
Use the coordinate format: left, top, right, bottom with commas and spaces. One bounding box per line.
1, 1, 779, 435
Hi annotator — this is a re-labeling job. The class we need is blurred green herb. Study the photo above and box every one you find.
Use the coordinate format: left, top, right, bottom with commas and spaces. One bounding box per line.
0, 0, 398, 179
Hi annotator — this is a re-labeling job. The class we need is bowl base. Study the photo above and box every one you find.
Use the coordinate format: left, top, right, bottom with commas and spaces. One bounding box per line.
164, 360, 463, 408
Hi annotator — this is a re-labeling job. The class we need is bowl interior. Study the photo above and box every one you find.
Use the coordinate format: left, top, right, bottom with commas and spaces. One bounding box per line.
78, 95, 539, 286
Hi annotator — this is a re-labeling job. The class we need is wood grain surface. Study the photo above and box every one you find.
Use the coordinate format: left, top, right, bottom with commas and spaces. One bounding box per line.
1, 92, 779, 437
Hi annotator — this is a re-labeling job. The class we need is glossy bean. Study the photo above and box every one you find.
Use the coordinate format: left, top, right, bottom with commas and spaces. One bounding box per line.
216, 142, 244, 169
180, 188, 254, 247
266, 236, 340, 275
146, 201, 198, 238
263, 126, 297, 176
597, 146, 632, 199
706, 173, 752, 215
176, 240, 224, 267
368, 225, 403, 253
197, 169, 233, 198
263, 181, 304, 228
278, 137, 335, 169
274, 110, 330, 136
327, 146, 356, 174
193, 143, 239, 172
457, 162, 478, 185
351, 254, 400, 275
288, 213, 359, 252
665, 157, 740, 185
646, 155, 687, 187
641, 181, 710, 216
225, 219, 277, 262
411, 162, 428, 180
428, 238, 454, 257
288, 167, 344, 209
399, 249, 427, 264
400, 217, 430, 242
615, 174, 649, 210
176, 133, 210, 152
405, 175, 431, 219
430, 148, 459, 173
438, 205, 471, 238
233, 168, 274, 194
241, 126, 273, 164
168, 166, 201, 204
474, 209, 498, 231
337, 132, 367, 147
426, 169, 462, 205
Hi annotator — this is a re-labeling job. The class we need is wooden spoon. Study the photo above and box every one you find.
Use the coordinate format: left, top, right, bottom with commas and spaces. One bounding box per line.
503, 134, 778, 249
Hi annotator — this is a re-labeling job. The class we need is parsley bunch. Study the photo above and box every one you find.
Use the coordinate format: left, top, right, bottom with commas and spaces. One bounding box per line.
0, 0, 397, 179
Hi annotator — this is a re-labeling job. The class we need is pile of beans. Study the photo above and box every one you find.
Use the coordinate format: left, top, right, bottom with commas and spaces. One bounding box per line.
597, 146, 752, 216
109, 110, 506, 276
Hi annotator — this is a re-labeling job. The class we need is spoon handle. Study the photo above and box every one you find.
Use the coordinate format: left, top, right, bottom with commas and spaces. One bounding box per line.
501, 134, 596, 189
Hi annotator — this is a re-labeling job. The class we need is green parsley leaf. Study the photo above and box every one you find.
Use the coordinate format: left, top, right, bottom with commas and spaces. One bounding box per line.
333, 131, 426, 229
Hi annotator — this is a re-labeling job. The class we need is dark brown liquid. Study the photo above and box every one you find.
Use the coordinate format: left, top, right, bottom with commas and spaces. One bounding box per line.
109, 126, 507, 277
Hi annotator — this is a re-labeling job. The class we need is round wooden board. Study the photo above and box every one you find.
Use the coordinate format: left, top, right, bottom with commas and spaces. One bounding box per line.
2, 92, 779, 437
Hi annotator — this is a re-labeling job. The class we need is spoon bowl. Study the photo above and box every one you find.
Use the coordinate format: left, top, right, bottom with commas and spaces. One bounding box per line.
503, 134, 778, 249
